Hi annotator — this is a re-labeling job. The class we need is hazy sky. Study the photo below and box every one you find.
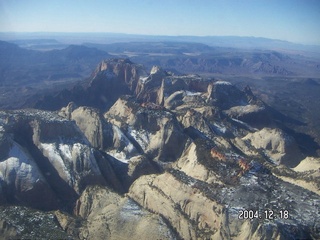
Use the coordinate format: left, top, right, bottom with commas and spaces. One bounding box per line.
0, 0, 319, 45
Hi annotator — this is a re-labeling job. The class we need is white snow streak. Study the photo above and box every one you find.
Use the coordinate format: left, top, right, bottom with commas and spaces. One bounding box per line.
40, 143, 72, 182
0, 142, 41, 186
215, 81, 232, 85
185, 91, 202, 96
127, 127, 150, 151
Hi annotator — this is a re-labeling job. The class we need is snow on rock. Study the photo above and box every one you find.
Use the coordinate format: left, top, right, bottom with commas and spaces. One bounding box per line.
39, 141, 102, 193
107, 150, 130, 164
212, 122, 227, 134
231, 118, 257, 132
215, 80, 232, 85
119, 198, 147, 220
112, 125, 138, 156
127, 126, 150, 152
240, 173, 259, 186
105, 125, 141, 163
58, 144, 72, 160
139, 76, 149, 84
0, 141, 44, 188
39, 143, 73, 185
0, 139, 59, 209
150, 66, 162, 75
70, 142, 101, 174
185, 91, 202, 96
226, 105, 264, 115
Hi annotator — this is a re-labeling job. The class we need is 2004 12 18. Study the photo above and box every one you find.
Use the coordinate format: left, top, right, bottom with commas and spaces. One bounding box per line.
238, 209, 290, 220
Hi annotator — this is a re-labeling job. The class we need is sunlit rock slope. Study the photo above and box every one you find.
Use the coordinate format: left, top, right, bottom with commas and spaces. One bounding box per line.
0, 59, 319, 239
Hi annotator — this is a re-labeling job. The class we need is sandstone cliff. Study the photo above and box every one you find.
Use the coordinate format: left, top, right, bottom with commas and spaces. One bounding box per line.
0, 59, 319, 239
72, 185, 176, 240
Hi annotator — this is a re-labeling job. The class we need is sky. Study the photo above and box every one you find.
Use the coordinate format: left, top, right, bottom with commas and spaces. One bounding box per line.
0, 0, 319, 45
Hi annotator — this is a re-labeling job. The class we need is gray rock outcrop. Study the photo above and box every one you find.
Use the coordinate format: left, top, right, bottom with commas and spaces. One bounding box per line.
105, 96, 190, 162
242, 127, 303, 167
73, 185, 176, 240
1, 59, 318, 239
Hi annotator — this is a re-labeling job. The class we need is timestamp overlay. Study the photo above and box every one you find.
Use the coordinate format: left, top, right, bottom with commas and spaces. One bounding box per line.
238, 209, 290, 220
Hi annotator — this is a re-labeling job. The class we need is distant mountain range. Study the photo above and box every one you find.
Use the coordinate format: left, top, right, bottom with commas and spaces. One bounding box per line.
0, 40, 110, 108
0, 58, 319, 239
1, 32, 320, 53
0, 39, 319, 155
0, 39, 319, 93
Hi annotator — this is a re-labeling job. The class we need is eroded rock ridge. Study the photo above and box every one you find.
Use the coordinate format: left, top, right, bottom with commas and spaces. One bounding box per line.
0, 59, 319, 239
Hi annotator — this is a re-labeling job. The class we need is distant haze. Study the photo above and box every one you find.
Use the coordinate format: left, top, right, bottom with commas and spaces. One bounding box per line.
0, 0, 320, 45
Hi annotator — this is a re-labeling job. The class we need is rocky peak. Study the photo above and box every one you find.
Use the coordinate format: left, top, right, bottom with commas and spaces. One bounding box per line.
58, 102, 78, 120
77, 59, 144, 110
150, 65, 167, 76
69, 106, 110, 150
91, 58, 146, 91
1, 59, 319, 239
207, 80, 249, 109
94, 58, 134, 75
105, 96, 190, 162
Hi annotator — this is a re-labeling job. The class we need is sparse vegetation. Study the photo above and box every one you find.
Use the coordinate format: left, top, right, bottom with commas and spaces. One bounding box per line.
0, 43, 319, 239
0, 206, 72, 239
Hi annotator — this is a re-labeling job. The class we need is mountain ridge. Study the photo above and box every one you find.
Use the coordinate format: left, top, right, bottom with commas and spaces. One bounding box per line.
0, 58, 319, 238
2, 32, 319, 50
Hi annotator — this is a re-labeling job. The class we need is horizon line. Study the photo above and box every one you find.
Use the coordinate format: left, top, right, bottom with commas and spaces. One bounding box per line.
0, 31, 319, 47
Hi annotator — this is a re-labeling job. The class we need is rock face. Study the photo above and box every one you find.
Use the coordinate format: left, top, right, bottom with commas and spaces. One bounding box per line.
32, 117, 106, 199
0, 109, 118, 210
128, 172, 224, 239
242, 127, 303, 167
105, 96, 190, 162
33, 58, 147, 111
173, 142, 221, 184
0, 133, 58, 209
72, 185, 176, 240
1, 59, 319, 239
70, 106, 111, 149
86, 58, 146, 109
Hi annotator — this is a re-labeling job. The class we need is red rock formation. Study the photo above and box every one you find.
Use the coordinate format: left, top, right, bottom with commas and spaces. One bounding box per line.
210, 148, 226, 161
238, 158, 250, 176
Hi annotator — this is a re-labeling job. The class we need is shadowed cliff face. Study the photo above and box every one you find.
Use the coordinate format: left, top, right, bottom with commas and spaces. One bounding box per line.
32, 59, 146, 111
0, 59, 319, 239
0, 110, 114, 210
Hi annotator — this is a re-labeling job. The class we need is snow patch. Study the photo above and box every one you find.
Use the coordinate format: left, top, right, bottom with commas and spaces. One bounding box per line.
231, 118, 257, 131
187, 178, 197, 187
215, 81, 232, 85
227, 105, 264, 114
240, 174, 259, 186
39, 143, 72, 182
127, 126, 150, 151
120, 199, 145, 220
112, 125, 136, 153
228, 206, 245, 217
185, 91, 202, 96
150, 66, 161, 75
107, 150, 129, 164
182, 52, 201, 56
0, 142, 41, 185
212, 122, 227, 134
139, 76, 149, 83
58, 144, 72, 160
